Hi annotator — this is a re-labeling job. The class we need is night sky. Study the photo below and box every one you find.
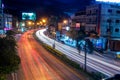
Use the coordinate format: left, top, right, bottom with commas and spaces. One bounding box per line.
3, 0, 94, 18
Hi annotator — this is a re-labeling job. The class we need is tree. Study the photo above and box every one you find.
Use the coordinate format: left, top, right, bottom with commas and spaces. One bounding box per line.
0, 30, 20, 78
67, 29, 86, 52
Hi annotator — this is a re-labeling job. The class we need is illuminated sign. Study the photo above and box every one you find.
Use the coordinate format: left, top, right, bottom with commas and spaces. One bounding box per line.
96, 0, 120, 3
22, 12, 36, 21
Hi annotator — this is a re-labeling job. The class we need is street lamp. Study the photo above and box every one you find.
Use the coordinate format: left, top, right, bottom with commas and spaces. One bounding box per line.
42, 19, 47, 27
21, 23, 25, 27
53, 31, 56, 49
37, 22, 39, 25
63, 20, 68, 26
28, 21, 32, 25
42, 19, 46, 23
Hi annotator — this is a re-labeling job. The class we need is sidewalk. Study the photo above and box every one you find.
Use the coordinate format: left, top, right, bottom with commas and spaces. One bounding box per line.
103, 51, 117, 59
44, 31, 120, 60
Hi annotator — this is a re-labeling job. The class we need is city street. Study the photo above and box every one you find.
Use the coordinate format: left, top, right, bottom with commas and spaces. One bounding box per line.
16, 30, 89, 80
36, 29, 120, 77
2, 0, 120, 80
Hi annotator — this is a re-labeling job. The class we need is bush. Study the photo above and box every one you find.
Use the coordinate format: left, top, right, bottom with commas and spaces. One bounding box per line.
0, 74, 6, 80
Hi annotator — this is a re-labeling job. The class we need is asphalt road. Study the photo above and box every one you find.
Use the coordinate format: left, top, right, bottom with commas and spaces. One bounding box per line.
36, 29, 120, 77
16, 30, 90, 80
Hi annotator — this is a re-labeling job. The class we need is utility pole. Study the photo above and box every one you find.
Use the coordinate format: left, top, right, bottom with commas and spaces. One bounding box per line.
84, 40, 87, 71
107, 19, 111, 52
84, 37, 90, 72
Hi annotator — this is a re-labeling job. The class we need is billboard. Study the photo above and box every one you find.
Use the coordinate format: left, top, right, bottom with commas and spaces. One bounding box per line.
22, 12, 36, 21
96, 0, 120, 3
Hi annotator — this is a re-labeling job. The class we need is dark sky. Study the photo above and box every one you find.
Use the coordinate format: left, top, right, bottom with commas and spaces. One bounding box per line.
3, 0, 94, 18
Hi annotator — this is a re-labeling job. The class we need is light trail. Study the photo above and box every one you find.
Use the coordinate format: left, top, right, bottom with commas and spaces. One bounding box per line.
17, 30, 87, 80
36, 29, 120, 77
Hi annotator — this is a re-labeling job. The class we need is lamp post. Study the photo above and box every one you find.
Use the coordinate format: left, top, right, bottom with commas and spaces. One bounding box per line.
42, 19, 47, 27
53, 31, 56, 49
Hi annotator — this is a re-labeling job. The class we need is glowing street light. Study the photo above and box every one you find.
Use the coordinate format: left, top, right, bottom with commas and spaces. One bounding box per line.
28, 21, 32, 25
32, 22, 35, 25
63, 20, 68, 24
42, 19, 46, 23
37, 22, 39, 25
22, 23, 25, 26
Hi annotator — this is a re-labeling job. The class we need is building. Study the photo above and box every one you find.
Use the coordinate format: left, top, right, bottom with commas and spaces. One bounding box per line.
0, 0, 4, 34
86, 4, 100, 33
71, 3, 120, 51
86, 3, 120, 51
4, 14, 13, 31
71, 11, 86, 31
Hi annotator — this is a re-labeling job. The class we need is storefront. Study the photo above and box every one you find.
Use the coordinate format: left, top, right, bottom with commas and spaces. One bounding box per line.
110, 39, 120, 51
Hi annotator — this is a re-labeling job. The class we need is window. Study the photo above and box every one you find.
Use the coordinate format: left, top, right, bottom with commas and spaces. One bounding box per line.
116, 10, 120, 14
115, 28, 119, 32
116, 20, 120, 23
108, 9, 112, 13
107, 19, 112, 23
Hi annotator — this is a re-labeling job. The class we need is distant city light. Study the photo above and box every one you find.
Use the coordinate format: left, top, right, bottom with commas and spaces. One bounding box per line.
22, 23, 25, 26
28, 21, 32, 25
63, 20, 68, 24
4, 27, 12, 30
2, 3, 4, 8
96, 0, 120, 3
21, 28, 24, 32
42, 19, 46, 23
66, 26, 70, 31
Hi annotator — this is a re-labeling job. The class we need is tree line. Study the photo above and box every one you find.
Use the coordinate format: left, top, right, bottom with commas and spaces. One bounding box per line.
0, 30, 21, 80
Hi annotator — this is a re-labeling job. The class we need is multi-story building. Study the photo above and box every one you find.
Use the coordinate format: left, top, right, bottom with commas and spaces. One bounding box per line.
86, 3, 120, 51
86, 4, 100, 33
4, 14, 13, 31
72, 3, 120, 51
71, 11, 86, 30
86, 3, 120, 38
